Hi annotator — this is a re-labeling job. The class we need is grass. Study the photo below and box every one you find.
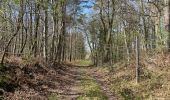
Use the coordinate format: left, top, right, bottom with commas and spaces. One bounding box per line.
76, 76, 108, 100
74, 60, 93, 66
48, 93, 59, 100
48, 73, 108, 100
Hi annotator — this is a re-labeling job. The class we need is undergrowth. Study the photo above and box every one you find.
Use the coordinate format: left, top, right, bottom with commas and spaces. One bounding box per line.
106, 54, 170, 99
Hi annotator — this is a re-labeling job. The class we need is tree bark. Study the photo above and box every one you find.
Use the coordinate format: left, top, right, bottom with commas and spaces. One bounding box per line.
136, 35, 140, 84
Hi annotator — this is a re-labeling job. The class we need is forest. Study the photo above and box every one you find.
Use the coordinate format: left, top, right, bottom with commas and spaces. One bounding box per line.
0, 0, 170, 99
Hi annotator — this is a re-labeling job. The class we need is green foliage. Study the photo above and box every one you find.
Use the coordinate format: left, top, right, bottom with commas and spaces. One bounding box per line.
14, 0, 20, 4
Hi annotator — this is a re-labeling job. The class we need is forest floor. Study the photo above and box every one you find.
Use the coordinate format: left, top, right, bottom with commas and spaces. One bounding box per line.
0, 57, 117, 100
2, 53, 170, 99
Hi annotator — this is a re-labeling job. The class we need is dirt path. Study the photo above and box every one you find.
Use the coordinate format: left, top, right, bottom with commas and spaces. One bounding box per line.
83, 67, 117, 100
57, 66, 117, 100
55, 67, 85, 99
4, 61, 117, 100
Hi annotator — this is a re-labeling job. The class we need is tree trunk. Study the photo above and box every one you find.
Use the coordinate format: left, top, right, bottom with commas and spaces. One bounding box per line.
168, 0, 170, 52
44, 0, 48, 62
136, 35, 140, 84
33, 1, 40, 57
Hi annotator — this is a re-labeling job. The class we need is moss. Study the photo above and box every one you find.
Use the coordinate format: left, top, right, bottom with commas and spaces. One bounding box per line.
0, 64, 7, 72
0, 75, 18, 93
0, 68, 18, 93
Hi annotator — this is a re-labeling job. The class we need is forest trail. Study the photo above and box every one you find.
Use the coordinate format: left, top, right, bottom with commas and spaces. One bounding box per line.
56, 65, 116, 100
2, 58, 117, 100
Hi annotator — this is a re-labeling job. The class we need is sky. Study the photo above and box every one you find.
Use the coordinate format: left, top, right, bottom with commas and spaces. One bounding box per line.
79, 1, 95, 52
80, 0, 95, 15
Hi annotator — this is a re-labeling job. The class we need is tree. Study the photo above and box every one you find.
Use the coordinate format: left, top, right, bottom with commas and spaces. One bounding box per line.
168, 0, 170, 52
0, 0, 86, 64
1, 0, 24, 65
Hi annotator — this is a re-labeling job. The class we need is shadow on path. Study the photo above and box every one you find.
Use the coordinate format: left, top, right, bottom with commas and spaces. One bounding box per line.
56, 64, 117, 100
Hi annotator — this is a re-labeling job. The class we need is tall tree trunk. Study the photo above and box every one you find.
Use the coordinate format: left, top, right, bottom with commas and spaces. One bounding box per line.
62, 1, 66, 62
50, 1, 57, 61
168, 0, 170, 52
123, 28, 130, 63
44, 0, 49, 62
140, 0, 148, 50
33, 1, 40, 57
136, 35, 140, 84
29, 2, 33, 55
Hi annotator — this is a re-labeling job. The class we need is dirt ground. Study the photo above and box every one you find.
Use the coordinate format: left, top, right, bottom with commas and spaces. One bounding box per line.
1, 57, 116, 100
